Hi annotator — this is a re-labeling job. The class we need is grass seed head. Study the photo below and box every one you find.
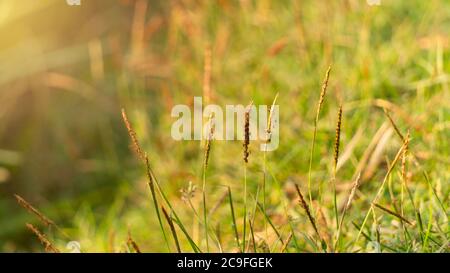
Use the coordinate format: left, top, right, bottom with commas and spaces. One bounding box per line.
333, 104, 343, 172
15, 194, 55, 228
127, 228, 142, 253
204, 113, 215, 170
26, 223, 60, 253
294, 184, 320, 239
266, 93, 279, 143
121, 108, 145, 161
243, 102, 253, 163
316, 65, 332, 121
345, 173, 361, 212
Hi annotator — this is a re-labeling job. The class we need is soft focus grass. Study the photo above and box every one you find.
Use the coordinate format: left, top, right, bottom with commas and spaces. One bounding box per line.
0, 0, 448, 252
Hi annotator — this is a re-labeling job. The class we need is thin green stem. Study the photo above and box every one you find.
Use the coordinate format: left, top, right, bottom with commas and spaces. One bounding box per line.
267, 166, 300, 250
262, 147, 268, 241
332, 170, 339, 231
354, 143, 405, 247
242, 165, 248, 253
307, 121, 318, 215
202, 166, 209, 252
150, 167, 201, 253
144, 157, 171, 252
227, 186, 241, 250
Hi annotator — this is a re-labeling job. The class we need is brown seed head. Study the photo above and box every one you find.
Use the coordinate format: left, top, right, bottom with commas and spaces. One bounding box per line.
26, 223, 60, 253
243, 102, 253, 163
121, 108, 145, 161
204, 114, 215, 170
15, 194, 55, 228
127, 229, 141, 253
294, 184, 320, 238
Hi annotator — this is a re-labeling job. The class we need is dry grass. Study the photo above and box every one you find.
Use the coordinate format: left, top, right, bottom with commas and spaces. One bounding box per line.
294, 184, 321, 241
307, 65, 332, 212
15, 194, 56, 228
25, 223, 59, 253
373, 203, 413, 226
127, 229, 142, 253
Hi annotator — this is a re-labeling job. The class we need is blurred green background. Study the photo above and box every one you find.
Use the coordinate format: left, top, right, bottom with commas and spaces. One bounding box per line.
0, 0, 448, 252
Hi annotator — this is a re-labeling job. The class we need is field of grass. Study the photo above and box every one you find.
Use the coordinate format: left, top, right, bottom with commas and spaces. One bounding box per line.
0, 0, 448, 253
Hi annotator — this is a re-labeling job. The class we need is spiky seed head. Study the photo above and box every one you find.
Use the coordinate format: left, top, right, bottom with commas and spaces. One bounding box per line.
243, 102, 253, 163
316, 65, 332, 122
333, 104, 343, 172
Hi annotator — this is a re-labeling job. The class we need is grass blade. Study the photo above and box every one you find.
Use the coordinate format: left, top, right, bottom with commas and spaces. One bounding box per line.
162, 206, 182, 253
227, 186, 241, 251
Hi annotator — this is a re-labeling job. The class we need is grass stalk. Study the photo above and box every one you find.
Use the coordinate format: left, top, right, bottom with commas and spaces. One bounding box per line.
162, 206, 182, 253
354, 141, 406, 246
294, 184, 322, 243
256, 202, 284, 247
202, 113, 215, 252
14, 194, 68, 239
307, 65, 332, 211
262, 93, 278, 242
26, 223, 60, 253
373, 203, 413, 225
335, 173, 361, 250
248, 217, 257, 253
332, 104, 343, 232
227, 186, 241, 251
242, 102, 252, 252
122, 108, 201, 252
127, 229, 142, 253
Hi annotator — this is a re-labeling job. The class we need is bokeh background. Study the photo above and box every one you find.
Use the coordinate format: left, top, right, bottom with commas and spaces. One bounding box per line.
0, 0, 448, 252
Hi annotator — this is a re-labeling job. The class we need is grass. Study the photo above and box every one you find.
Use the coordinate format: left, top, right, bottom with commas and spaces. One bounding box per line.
0, 0, 448, 253
307, 65, 331, 214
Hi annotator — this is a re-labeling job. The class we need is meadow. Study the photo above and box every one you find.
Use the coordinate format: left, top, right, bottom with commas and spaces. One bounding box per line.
0, 0, 448, 253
